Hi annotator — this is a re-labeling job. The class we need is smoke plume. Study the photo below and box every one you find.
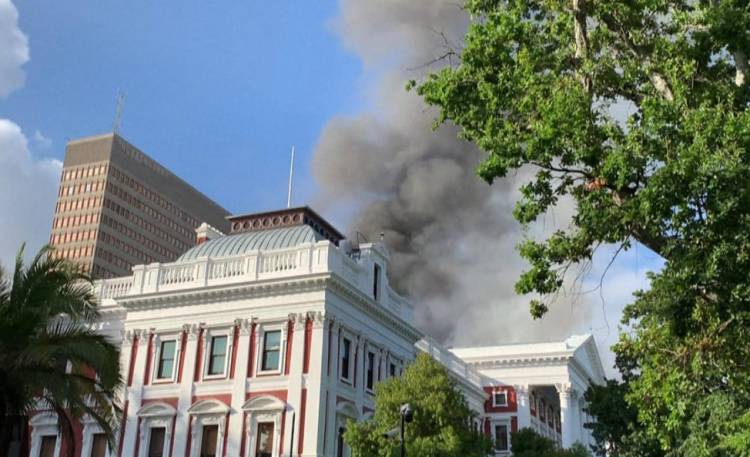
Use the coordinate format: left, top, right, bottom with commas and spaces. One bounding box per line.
313, 0, 599, 349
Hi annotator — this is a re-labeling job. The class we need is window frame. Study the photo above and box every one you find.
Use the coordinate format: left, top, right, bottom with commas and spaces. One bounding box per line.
492, 421, 510, 452
152, 336, 180, 383
202, 330, 232, 380
254, 324, 286, 376
365, 348, 377, 393
339, 334, 354, 384
259, 329, 283, 374
492, 390, 508, 408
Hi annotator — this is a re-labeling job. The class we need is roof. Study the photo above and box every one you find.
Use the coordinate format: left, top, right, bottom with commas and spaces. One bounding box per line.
450, 334, 606, 383
178, 225, 324, 261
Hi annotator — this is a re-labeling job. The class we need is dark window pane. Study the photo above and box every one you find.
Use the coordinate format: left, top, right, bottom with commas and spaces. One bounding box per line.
157, 340, 176, 379
341, 338, 351, 380
208, 336, 227, 375
256, 422, 274, 457
366, 352, 375, 390
148, 427, 165, 457
90, 433, 107, 457
494, 425, 509, 451
373, 264, 381, 299
200, 425, 218, 457
40, 436, 56, 457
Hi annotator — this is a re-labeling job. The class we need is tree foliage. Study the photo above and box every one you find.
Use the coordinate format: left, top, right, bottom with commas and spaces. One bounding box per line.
0, 245, 122, 457
414, 0, 750, 453
343, 353, 491, 457
511, 428, 590, 457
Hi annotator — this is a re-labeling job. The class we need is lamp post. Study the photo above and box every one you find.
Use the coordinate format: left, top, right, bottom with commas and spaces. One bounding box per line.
399, 403, 413, 457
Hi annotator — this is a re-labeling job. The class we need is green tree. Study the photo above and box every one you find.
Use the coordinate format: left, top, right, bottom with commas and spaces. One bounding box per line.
343, 353, 491, 457
413, 0, 750, 453
511, 428, 590, 457
0, 245, 122, 457
583, 380, 662, 457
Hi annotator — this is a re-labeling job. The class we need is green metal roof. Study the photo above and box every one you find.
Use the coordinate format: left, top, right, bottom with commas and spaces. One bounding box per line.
178, 225, 323, 261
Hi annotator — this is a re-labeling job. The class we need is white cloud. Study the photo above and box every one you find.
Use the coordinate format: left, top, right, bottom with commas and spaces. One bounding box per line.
0, 0, 28, 97
33, 130, 52, 149
0, 119, 61, 270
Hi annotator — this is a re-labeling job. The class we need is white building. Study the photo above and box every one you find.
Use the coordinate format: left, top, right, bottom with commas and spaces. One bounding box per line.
26, 207, 605, 457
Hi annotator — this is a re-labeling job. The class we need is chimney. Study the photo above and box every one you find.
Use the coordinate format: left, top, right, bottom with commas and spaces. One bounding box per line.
195, 222, 224, 246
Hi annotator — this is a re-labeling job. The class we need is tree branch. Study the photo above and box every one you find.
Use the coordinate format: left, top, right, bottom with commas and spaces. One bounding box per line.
734, 49, 748, 87
599, 13, 674, 101
573, 0, 592, 93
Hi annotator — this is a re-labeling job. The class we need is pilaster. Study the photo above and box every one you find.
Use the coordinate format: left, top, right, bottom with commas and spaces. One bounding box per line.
172, 323, 201, 457
226, 318, 253, 457
120, 328, 151, 457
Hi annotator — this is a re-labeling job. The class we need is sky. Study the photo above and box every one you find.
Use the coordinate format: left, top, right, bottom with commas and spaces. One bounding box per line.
0, 0, 664, 376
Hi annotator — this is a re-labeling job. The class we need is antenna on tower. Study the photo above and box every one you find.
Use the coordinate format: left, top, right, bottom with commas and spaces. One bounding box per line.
113, 91, 126, 134
287, 145, 295, 208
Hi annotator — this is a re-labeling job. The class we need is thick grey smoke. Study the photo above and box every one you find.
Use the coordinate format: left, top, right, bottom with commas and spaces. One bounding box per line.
313, 0, 599, 349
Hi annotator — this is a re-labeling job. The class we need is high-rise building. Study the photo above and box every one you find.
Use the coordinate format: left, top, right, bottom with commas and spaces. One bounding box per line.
49, 133, 230, 278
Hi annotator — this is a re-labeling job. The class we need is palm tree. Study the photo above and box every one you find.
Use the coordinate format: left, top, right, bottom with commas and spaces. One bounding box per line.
0, 245, 122, 457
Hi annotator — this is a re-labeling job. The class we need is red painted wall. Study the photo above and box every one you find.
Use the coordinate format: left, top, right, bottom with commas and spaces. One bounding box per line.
483, 386, 517, 413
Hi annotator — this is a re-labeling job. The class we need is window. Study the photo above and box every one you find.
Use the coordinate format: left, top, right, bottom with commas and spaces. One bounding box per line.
389, 362, 397, 378
261, 330, 282, 372
340, 338, 352, 382
200, 425, 218, 457
492, 391, 508, 407
147, 427, 165, 457
207, 336, 228, 376
40, 436, 57, 457
90, 433, 107, 457
366, 351, 376, 391
156, 340, 177, 380
255, 422, 274, 457
494, 424, 509, 451
373, 264, 381, 300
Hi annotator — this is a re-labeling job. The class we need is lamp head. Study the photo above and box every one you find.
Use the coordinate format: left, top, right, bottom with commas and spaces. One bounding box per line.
400, 403, 413, 423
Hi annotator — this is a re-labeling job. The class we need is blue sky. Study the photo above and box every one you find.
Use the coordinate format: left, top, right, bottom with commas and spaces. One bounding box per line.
0, 0, 664, 370
1, 0, 362, 213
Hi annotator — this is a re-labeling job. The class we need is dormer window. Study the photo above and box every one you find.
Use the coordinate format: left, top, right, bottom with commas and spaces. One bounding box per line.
492, 390, 508, 407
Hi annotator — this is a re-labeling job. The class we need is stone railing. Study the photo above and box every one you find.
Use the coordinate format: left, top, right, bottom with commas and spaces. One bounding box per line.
92, 240, 414, 323
416, 336, 485, 392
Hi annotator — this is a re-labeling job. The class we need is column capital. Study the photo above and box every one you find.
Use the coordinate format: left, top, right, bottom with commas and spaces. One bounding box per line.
308, 311, 327, 329
122, 329, 137, 345
183, 323, 202, 341
136, 328, 153, 343
555, 383, 576, 399
235, 318, 253, 335
514, 384, 530, 396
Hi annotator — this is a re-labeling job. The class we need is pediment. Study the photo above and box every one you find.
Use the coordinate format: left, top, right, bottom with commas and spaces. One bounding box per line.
241, 395, 286, 412
188, 399, 231, 416
137, 401, 177, 418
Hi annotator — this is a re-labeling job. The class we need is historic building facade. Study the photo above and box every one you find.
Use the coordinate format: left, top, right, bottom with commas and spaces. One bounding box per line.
27, 207, 604, 457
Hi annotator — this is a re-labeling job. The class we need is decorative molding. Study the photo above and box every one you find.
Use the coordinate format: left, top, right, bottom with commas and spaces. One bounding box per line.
308, 310, 326, 328
183, 323, 201, 341
236, 318, 252, 336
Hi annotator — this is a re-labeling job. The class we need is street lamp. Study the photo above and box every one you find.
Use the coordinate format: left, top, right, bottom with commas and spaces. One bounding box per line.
399, 403, 413, 457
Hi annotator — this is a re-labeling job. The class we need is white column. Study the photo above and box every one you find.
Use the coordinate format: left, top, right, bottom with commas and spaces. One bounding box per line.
172, 324, 201, 457
226, 319, 253, 457
556, 384, 577, 448
121, 328, 151, 457
285, 313, 307, 454
354, 336, 365, 413
303, 311, 327, 456
515, 385, 531, 430
325, 320, 341, 455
